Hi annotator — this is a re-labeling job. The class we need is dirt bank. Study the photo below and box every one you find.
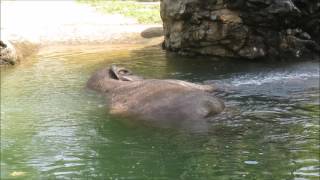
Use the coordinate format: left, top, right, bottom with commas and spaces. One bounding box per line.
0, 0, 163, 65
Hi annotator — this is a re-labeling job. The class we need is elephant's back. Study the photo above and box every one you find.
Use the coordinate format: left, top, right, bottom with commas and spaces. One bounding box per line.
109, 80, 191, 115
110, 81, 224, 121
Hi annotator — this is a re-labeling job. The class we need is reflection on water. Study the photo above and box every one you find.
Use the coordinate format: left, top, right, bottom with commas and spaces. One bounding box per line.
1, 44, 319, 179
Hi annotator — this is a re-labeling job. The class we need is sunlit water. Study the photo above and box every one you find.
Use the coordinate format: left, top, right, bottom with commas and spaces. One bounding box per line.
1, 45, 319, 179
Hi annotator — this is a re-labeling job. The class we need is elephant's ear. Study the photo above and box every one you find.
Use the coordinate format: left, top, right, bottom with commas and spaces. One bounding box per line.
110, 65, 133, 81
109, 65, 120, 80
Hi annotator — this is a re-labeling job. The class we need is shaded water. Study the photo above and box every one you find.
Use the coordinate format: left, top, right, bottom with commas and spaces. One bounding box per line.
1, 45, 319, 179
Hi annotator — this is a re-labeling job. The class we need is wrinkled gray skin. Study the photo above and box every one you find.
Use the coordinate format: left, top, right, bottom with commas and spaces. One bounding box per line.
87, 65, 225, 132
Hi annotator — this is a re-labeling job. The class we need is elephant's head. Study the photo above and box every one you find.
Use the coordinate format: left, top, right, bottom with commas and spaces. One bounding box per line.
86, 65, 143, 92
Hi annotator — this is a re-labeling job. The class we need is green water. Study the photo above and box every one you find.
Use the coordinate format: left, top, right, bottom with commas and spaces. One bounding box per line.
1, 45, 319, 179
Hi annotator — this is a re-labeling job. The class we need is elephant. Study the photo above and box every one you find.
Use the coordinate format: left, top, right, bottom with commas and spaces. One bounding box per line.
87, 65, 225, 132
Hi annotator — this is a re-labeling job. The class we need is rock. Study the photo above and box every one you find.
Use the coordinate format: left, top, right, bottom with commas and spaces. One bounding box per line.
141, 27, 164, 38
0, 40, 39, 66
161, 0, 320, 60
0, 40, 18, 65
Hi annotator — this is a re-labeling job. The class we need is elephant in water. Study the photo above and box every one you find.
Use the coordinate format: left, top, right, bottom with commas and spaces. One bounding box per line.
87, 65, 225, 132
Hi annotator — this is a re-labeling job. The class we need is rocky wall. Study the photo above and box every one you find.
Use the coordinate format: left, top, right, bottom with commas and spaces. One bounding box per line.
160, 0, 320, 59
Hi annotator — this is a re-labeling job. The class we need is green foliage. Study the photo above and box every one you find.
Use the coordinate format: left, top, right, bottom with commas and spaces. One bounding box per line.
77, 0, 161, 24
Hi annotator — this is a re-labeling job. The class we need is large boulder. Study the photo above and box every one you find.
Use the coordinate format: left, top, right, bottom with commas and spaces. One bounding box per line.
160, 0, 320, 59
0, 40, 19, 65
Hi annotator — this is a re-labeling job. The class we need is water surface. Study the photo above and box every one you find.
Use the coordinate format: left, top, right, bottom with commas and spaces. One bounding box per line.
1, 45, 319, 179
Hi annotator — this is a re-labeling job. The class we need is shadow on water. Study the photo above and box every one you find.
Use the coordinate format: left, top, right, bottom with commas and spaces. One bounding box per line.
1, 44, 319, 179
